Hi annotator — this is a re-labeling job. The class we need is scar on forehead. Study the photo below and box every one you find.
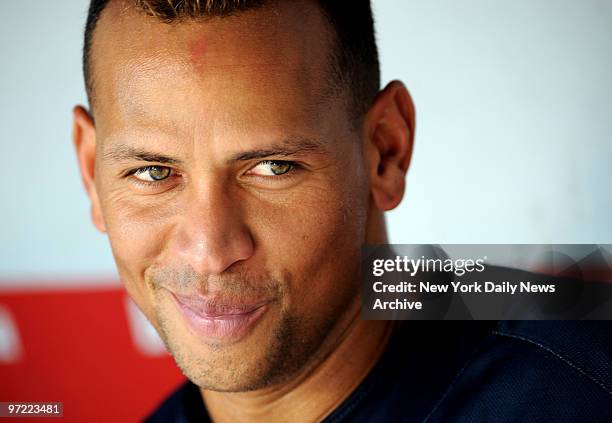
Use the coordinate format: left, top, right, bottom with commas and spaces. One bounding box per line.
189, 37, 207, 69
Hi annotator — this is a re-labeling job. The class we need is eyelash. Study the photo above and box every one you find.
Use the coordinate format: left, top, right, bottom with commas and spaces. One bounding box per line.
122, 160, 301, 187
251, 160, 300, 179
123, 165, 176, 188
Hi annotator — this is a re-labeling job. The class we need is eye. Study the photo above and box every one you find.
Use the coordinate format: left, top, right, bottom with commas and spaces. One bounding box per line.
132, 166, 173, 182
249, 160, 295, 176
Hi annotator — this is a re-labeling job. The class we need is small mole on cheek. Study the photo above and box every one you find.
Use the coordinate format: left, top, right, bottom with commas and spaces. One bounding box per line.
189, 37, 207, 70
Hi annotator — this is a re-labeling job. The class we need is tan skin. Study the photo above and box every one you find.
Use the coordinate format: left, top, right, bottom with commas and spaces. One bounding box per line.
73, 1, 415, 422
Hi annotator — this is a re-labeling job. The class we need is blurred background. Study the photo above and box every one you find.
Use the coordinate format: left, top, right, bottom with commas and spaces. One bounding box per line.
1, 0, 611, 421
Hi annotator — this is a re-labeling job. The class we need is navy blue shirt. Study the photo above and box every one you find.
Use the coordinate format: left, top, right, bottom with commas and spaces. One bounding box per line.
145, 321, 612, 422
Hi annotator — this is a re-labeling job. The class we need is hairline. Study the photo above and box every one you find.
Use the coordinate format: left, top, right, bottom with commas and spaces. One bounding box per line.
84, 1, 361, 126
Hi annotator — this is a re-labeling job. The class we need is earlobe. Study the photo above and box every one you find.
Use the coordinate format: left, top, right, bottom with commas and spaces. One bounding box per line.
364, 80, 416, 211
73, 106, 107, 233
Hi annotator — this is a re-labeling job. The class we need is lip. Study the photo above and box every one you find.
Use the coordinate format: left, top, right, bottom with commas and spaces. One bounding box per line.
169, 291, 269, 343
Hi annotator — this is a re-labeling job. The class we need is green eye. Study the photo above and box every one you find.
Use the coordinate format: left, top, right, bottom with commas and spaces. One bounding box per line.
134, 166, 172, 182
269, 161, 293, 175
251, 160, 294, 176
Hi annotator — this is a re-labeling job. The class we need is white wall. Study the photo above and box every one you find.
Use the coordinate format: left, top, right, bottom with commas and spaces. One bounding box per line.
377, 1, 612, 244
0, 1, 116, 282
1, 1, 611, 284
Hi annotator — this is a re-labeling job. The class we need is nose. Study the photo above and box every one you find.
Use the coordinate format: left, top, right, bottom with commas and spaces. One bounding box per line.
170, 181, 254, 275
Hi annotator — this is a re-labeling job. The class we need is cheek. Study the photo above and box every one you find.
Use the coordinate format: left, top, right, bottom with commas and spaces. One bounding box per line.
99, 188, 177, 318
251, 167, 368, 314
104, 199, 169, 265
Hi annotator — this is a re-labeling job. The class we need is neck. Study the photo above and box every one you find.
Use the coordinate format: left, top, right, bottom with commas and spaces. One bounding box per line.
201, 302, 394, 423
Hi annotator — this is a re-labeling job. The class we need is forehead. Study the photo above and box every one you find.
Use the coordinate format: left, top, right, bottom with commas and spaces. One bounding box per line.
90, 0, 340, 136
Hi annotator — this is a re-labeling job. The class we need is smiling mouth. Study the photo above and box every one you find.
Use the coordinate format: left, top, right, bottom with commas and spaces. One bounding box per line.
168, 290, 270, 343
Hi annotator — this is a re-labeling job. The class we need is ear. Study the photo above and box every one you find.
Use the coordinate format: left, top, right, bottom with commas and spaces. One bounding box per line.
73, 106, 106, 233
364, 80, 415, 211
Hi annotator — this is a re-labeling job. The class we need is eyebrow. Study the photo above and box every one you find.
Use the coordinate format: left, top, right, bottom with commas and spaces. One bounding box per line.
229, 137, 328, 162
102, 145, 182, 165
102, 137, 328, 166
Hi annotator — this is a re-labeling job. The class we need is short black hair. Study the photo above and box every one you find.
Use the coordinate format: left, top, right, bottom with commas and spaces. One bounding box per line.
83, 0, 380, 124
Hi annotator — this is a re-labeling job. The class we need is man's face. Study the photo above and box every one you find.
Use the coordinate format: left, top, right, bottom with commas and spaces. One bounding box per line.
89, 1, 370, 391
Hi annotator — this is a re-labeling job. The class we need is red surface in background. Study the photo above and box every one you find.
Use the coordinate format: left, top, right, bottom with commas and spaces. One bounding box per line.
0, 287, 185, 423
